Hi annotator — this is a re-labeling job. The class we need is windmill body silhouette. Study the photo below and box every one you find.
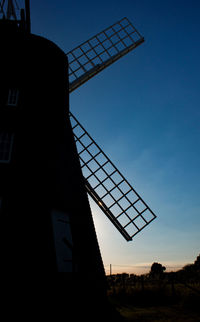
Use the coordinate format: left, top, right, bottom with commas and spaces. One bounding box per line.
0, 0, 156, 294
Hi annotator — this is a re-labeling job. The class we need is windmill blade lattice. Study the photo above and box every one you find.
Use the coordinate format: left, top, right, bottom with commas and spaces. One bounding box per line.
0, 0, 21, 20
70, 112, 156, 241
67, 17, 144, 93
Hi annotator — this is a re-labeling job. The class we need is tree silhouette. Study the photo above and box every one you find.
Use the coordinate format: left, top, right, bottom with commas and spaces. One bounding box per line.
150, 262, 166, 277
194, 254, 200, 269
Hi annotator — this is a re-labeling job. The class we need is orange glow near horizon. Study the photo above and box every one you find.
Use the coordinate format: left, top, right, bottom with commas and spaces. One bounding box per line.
104, 264, 186, 276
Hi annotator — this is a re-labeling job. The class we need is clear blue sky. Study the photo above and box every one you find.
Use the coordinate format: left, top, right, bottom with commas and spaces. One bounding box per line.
30, 0, 200, 274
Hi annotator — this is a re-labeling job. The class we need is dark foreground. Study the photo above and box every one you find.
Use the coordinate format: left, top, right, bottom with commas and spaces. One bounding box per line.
108, 284, 200, 321
113, 303, 200, 321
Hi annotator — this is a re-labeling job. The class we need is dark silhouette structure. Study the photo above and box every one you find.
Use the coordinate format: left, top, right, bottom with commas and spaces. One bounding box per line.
0, 1, 157, 318
0, 0, 105, 303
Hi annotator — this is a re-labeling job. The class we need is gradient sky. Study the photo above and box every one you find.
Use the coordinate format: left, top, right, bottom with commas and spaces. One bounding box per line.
29, 0, 200, 274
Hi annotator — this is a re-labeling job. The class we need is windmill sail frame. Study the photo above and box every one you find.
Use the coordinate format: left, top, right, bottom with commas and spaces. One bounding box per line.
67, 17, 144, 93
70, 112, 157, 241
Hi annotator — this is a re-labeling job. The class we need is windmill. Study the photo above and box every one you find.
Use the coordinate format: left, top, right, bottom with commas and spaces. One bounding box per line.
0, 0, 156, 301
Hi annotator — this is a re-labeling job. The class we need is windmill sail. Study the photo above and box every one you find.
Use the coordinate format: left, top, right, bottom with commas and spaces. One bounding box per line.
70, 113, 156, 241
67, 18, 156, 241
0, 0, 19, 20
66, 17, 144, 93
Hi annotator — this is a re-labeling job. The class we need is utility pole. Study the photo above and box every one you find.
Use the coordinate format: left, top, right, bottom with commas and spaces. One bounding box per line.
110, 264, 112, 276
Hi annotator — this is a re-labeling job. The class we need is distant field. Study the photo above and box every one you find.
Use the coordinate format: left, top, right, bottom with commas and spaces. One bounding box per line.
116, 305, 200, 321
107, 276, 200, 321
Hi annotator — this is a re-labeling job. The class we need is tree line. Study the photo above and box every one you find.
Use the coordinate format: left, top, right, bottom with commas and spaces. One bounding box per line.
107, 254, 200, 284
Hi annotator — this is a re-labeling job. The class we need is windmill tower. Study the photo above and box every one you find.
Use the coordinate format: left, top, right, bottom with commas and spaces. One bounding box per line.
0, 0, 156, 311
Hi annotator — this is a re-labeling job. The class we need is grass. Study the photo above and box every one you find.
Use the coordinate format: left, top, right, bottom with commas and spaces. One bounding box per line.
116, 305, 200, 321
107, 282, 200, 321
